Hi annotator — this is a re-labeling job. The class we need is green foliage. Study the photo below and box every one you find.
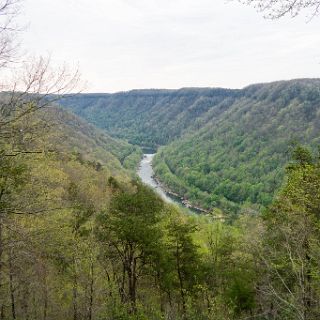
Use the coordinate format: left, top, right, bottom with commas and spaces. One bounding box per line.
0, 152, 27, 214
153, 80, 320, 212
4, 73, 320, 320
59, 88, 240, 148
4, 124, 320, 320
60, 79, 320, 212
97, 180, 164, 251
254, 145, 320, 319
226, 272, 255, 314
42, 107, 142, 172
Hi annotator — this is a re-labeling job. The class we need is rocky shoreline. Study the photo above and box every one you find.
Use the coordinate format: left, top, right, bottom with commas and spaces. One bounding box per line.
152, 175, 209, 214
138, 153, 210, 214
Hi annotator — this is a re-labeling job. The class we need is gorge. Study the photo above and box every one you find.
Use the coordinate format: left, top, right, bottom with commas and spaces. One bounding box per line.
59, 78, 320, 213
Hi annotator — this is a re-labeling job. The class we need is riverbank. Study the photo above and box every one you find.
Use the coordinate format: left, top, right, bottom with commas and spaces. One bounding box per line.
153, 176, 209, 214
137, 154, 209, 214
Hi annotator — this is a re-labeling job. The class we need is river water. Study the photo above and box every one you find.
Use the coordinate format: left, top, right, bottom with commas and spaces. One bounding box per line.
137, 154, 207, 215
137, 154, 175, 204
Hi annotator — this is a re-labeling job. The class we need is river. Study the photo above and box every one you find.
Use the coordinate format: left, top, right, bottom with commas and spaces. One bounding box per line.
137, 154, 207, 213
137, 154, 175, 204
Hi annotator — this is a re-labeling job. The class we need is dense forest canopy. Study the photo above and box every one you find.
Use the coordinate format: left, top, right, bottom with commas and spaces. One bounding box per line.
3, 95, 320, 318
60, 79, 320, 212
1, 0, 320, 319
59, 87, 241, 148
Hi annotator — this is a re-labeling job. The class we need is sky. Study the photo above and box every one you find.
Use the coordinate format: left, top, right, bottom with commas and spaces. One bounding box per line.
18, 0, 320, 92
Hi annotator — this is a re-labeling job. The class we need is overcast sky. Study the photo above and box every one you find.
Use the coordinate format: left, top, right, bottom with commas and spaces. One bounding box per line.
19, 0, 320, 92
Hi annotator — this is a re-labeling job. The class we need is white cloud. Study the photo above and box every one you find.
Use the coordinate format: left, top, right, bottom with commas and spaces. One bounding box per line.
19, 0, 320, 92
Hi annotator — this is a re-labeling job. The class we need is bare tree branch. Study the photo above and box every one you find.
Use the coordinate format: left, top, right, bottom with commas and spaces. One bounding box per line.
236, 0, 320, 19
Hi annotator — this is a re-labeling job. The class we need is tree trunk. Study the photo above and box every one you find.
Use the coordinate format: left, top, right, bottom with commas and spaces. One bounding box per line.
0, 213, 4, 318
156, 271, 165, 315
43, 270, 48, 320
88, 258, 94, 320
119, 263, 126, 303
0, 305, 4, 320
176, 243, 187, 319
22, 288, 29, 320
43, 283, 48, 320
127, 245, 137, 314
303, 240, 312, 320
73, 271, 78, 320
8, 248, 16, 320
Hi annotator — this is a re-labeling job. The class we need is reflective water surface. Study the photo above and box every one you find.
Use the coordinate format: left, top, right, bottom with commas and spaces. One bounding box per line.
137, 154, 175, 204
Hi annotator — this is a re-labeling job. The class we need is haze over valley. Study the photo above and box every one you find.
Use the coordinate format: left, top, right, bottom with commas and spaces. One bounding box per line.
1, 0, 320, 319
60, 78, 320, 213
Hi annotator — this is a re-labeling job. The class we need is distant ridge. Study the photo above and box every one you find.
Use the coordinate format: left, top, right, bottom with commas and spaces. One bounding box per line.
59, 78, 320, 211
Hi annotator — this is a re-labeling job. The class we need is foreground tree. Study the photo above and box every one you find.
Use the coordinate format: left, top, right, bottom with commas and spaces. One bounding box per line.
258, 146, 320, 319
96, 180, 164, 314
167, 216, 203, 319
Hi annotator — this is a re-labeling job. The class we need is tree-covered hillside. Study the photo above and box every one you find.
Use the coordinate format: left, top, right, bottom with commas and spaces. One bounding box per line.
59, 88, 240, 148
5, 0, 320, 317
3, 84, 320, 320
0, 90, 273, 320
39, 107, 142, 172
154, 79, 320, 211
60, 79, 320, 211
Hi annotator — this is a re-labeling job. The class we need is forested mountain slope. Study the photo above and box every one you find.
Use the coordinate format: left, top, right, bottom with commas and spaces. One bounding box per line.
153, 79, 320, 211
39, 107, 142, 172
59, 88, 240, 148
60, 79, 320, 211
7, 100, 320, 319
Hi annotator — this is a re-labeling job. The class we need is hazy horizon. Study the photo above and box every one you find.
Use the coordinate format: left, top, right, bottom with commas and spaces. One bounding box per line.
20, 0, 320, 92
61, 77, 319, 94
